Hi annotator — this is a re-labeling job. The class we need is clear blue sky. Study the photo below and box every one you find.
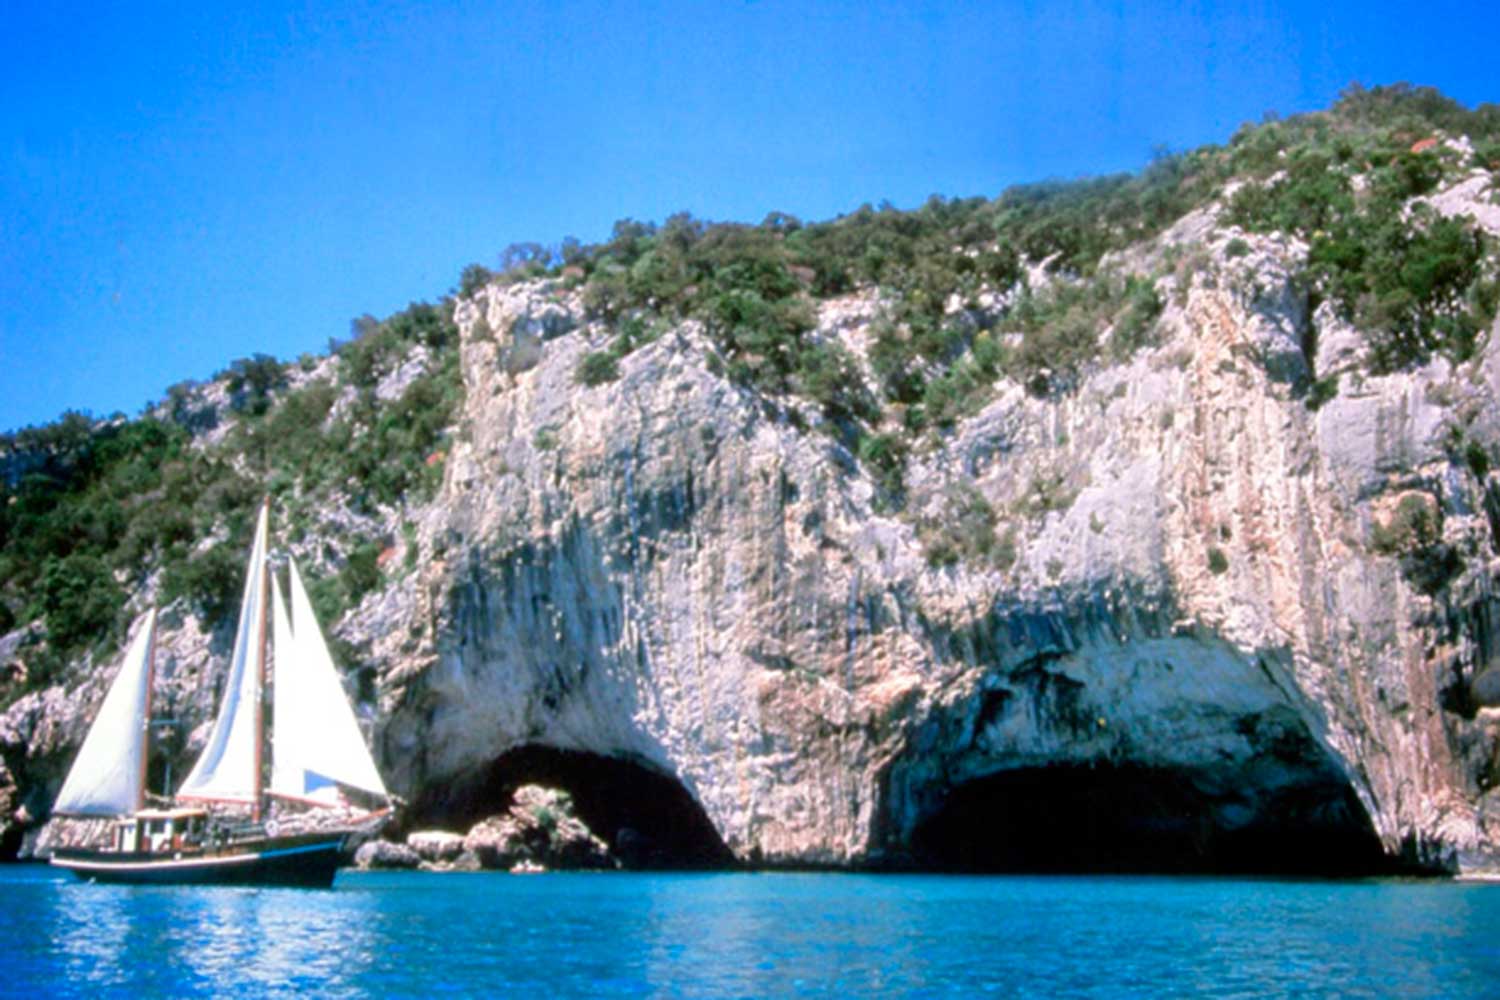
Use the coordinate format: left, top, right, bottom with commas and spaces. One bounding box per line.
2, 0, 1495, 433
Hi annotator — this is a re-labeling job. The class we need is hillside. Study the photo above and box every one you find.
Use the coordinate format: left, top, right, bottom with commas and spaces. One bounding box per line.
6, 83, 1500, 873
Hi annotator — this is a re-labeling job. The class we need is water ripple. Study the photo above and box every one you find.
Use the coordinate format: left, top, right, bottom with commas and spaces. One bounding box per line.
4, 868, 1500, 997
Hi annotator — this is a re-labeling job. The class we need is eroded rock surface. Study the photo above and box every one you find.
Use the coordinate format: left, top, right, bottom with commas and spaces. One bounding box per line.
361, 254, 1500, 874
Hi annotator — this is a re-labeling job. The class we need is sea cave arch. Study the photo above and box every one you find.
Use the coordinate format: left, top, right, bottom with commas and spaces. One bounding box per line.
409, 745, 734, 869
903, 760, 1409, 876
0, 819, 21, 861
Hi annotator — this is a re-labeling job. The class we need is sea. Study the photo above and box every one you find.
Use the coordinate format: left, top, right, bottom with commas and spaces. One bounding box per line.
3, 865, 1499, 998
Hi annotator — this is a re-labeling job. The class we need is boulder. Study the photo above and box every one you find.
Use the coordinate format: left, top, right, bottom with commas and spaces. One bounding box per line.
1472, 668, 1500, 708
461, 815, 522, 869
353, 839, 421, 870
462, 784, 614, 871
406, 829, 465, 862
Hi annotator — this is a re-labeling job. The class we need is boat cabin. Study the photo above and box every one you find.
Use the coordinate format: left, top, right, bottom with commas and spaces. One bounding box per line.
113, 807, 208, 854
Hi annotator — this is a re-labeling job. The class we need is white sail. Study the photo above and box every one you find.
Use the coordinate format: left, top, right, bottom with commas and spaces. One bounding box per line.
177, 504, 269, 804
54, 610, 157, 816
270, 558, 388, 802
268, 572, 301, 800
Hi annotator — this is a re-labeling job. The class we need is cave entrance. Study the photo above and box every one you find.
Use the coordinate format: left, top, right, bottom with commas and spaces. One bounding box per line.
0, 821, 21, 862
411, 745, 733, 870
910, 763, 1403, 876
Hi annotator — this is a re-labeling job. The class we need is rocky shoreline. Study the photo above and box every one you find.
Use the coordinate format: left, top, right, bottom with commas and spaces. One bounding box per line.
354, 785, 615, 873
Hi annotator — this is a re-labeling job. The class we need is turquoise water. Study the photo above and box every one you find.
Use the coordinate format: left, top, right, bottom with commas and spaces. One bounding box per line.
3, 866, 1500, 998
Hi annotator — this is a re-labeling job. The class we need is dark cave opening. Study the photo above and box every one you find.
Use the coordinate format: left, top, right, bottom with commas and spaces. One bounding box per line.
0, 820, 21, 862
410, 745, 734, 870
910, 763, 1407, 876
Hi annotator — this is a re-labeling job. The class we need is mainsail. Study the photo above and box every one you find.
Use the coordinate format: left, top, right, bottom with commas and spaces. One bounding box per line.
269, 558, 388, 803
53, 610, 157, 816
176, 504, 269, 804
269, 571, 298, 798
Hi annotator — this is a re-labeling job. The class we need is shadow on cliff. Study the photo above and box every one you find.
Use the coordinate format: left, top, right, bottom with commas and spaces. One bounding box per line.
903, 762, 1405, 876
0, 820, 21, 861
407, 744, 734, 870
400, 505, 737, 869
871, 585, 1444, 877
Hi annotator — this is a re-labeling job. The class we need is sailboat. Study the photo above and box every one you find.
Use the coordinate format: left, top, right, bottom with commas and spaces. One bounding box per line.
49, 501, 391, 887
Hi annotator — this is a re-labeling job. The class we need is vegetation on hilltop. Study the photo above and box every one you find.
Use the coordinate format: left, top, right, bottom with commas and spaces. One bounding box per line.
0, 301, 461, 697
3, 83, 1497, 701
1224, 84, 1500, 371
516, 83, 1495, 509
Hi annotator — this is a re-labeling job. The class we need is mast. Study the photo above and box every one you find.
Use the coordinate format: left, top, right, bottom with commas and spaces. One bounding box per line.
251, 496, 271, 823
135, 612, 158, 812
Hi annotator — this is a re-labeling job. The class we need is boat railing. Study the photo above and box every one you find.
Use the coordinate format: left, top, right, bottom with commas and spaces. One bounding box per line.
200, 819, 267, 847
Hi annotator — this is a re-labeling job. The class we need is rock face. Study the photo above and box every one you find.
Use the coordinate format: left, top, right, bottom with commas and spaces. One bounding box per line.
360, 242, 1500, 875
0, 685, 92, 852
8, 202, 1500, 875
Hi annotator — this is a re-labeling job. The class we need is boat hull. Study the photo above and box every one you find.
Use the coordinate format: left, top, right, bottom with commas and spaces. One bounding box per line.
49, 832, 346, 888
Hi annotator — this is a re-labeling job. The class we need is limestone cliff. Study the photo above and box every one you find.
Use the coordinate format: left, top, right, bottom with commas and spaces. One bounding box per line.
327, 220, 1497, 873
7, 93, 1500, 874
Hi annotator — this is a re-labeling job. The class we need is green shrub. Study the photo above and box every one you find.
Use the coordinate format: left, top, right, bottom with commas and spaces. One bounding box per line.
161, 543, 244, 628
223, 354, 287, 417
993, 528, 1018, 571
577, 351, 620, 386
39, 553, 125, 653
303, 570, 347, 635
857, 432, 908, 501
0, 413, 214, 685
1307, 375, 1339, 410
1109, 277, 1164, 360
1019, 471, 1077, 517
1004, 272, 1166, 392
1474, 139, 1500, 170
459, 263, 495, 298
1371, 494, 1439, 555
796, 341, 877, 422
328, 313, 461, 510
1372, 493, 1466, 595
1228, 150, 1354, 234
919, 486, 1001, 568
338, 301, 456, 389
1351, 214, 1493, 372
498, 242, 553, 282
340, 539, 385, 608
402, 521, 419, 572
1465, 440, 1491, 481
